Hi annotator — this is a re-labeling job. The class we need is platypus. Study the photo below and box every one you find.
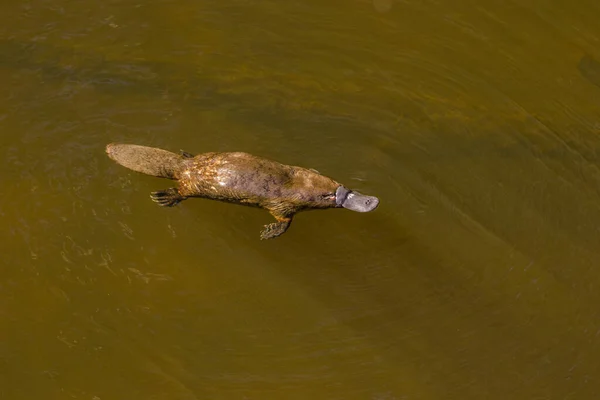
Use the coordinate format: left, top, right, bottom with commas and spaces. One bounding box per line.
105, 143, 379, 239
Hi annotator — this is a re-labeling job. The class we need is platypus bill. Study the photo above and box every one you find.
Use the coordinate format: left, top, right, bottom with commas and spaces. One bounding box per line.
106, 143, 379, 240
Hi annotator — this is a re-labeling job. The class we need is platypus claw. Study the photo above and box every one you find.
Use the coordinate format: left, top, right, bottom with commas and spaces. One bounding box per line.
260, 220, 291, 240
150, 188, 185, 207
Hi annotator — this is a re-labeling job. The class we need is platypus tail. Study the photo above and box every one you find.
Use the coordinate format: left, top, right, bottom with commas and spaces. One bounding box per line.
105, 143, 185, 179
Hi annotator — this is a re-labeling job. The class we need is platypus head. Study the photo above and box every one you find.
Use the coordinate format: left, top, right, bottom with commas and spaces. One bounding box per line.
335, 186, 379, 212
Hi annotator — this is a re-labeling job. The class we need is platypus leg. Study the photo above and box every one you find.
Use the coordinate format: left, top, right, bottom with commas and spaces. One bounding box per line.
150, 187, 187, 207
179, 150, 194, 158
260, 214, 293, 240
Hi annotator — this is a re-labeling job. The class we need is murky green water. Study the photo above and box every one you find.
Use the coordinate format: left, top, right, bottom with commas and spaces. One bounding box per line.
2, 0, 600, 399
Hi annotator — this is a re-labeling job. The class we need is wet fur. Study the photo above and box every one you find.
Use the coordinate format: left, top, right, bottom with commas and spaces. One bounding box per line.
106, 143, 340, 239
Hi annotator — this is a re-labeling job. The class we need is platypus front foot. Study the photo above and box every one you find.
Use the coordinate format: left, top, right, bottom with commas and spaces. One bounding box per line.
260, 216, 292, 240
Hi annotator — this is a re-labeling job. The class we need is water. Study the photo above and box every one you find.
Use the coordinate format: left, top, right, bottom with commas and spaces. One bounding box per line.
1, 0, 600, 399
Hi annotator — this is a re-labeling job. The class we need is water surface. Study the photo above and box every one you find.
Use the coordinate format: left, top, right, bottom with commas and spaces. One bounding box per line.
1, 0, 600, 399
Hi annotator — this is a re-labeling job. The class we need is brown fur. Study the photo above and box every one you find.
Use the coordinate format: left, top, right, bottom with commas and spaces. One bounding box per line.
106, 143, 341, 239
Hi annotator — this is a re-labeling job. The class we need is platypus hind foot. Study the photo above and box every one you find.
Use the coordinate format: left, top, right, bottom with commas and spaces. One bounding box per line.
150, 188, 186, 207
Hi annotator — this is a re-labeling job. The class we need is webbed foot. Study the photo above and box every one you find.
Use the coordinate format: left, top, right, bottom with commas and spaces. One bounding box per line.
150, 188, 186, 207
260, 216, 292, 240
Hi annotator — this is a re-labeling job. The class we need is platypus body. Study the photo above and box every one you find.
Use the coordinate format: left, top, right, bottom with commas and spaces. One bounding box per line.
106, 143, 379, 239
